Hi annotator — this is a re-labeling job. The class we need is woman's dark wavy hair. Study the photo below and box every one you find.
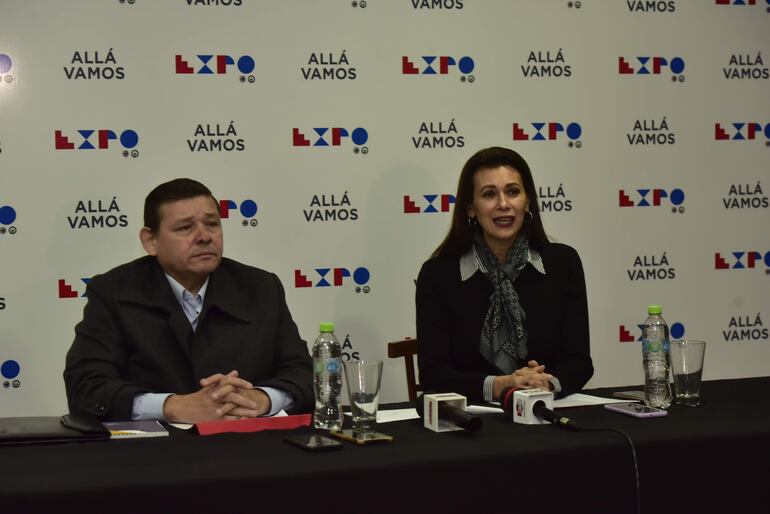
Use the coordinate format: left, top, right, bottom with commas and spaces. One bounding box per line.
432, 147, 549, 258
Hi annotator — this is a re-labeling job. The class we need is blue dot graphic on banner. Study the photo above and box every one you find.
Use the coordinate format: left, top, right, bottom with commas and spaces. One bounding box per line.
239, 200, 257, 218
0, 205, 17, 225
670, 323, 685, 339
0, 54, 12, 74
1, 360, 20, 379
353, 267, 370, 285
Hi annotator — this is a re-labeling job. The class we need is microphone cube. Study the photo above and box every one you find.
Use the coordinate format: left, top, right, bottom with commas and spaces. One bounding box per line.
423, 393, 467, 433
513, 389, 554, 425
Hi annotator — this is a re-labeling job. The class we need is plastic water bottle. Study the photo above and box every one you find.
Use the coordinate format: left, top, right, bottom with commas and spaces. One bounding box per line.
312, 322, 343, 430
642, 305, 672, 409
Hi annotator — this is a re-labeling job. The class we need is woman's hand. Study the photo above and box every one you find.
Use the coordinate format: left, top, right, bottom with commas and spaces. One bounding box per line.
492, 360, 554, 400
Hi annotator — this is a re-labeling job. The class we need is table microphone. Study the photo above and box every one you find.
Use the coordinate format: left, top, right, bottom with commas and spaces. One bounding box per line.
415, 393, 482, 432
499, 387, 579, 430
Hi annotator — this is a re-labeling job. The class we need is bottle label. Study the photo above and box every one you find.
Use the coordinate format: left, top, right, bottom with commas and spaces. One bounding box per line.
326, 359, 340, 374
314, 358, 341, 375
642, 339, 662, 353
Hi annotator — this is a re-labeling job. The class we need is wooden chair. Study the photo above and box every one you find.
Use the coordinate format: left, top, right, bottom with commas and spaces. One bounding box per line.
387, 337, 421, 402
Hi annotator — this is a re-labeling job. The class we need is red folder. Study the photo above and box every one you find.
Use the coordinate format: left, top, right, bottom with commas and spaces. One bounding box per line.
196, 414, 312, 436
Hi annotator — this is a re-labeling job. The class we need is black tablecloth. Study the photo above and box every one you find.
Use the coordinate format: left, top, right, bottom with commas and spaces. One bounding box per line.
2, 377, 769, 514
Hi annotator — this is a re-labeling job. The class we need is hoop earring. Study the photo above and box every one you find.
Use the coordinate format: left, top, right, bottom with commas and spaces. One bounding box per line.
524, 211, 533, 224
467, 217, 477, 227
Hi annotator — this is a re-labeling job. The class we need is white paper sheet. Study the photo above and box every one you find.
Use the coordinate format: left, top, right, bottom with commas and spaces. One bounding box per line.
376, 409, 420, 423
343, 409, 419, 423
554, 393, 639, 408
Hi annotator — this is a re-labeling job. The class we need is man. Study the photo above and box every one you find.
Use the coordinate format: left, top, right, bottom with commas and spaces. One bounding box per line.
64, 179, 313, 423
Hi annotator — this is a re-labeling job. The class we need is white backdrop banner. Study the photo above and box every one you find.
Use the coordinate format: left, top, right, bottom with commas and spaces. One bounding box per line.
0, 0, 768, 416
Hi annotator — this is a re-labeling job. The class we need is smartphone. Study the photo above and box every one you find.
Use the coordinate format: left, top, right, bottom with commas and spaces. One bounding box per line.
283, 434, 344, 452
612, 390, 645, 402
604, 402, 667, 418
329, 429, 394, 445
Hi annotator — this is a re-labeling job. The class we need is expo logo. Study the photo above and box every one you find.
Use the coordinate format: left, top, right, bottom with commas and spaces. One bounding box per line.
292, 127, 369, 154
513, 122, 583, 148
715, 123, 770, 144
619, 188, 685, 213
619, 56, 685, 82
294, 267, 371, 293
402, 55, 476, 82
0, 54, 13, 83
715, 251, 770, 272
175, 54, 256, 83
58, 278, 91, 299
1, 360, 21, 389
619, 322, 685, 343
0, 205, 18, 235
715, 0, 770, 7
403, 194, 455, 213
219, 199, 258, 227
54, 130, 140, 157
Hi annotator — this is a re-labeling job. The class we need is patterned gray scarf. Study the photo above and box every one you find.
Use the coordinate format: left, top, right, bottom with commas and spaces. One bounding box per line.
474, 230, 529, 374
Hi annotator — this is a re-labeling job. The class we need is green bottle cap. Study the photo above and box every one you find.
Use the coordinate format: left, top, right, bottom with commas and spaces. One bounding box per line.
647, 305, 662, 315
319, 322, 335, 332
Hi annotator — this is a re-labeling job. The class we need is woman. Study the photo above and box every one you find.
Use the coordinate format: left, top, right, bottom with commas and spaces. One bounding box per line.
416, 147, 593, 403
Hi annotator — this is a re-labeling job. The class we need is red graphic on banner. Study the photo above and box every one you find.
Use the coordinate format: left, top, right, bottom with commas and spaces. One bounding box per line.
618, 57, 634, 74
333, 268, 350, 286
54, 131, 75, 150
714, 124, 730, 140
714, 253, 729, 269
292, 128, 310, 146
216, 55, 230, 74
294, 270, 312, 288
619, 190, 634, 207
175, 55, 194, 74
619, 325, 635, 343
439, 56, 454, 74
652, 57, 668, 74
331, 128, 346, 146
402, 57, 419, 75
512, 124, 529, 141
403, 196, 420, 213
58, 279, 78, 298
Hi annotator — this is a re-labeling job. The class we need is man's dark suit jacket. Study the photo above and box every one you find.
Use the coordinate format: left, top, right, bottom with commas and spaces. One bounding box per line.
64, 256, 313, 421
416, 242, 593, 402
